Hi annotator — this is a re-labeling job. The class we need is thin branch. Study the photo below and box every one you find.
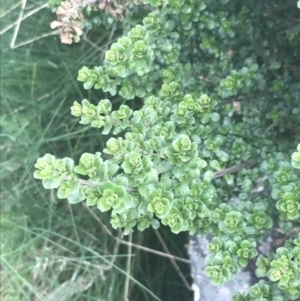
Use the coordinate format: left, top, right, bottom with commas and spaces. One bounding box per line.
215, 90, 274, 107
82, 203, 190, 264
79, 179, 101, 188
0, 1, 22, 18
10, 0, 27, 48
124, 232, 132, 301
107, 229, 123, 299
1, 2, 48, 36
51, 255, 110, 271
211, 160, 257, 179
264, 106, 293, 134
82, 33, 103, 51
82, 202, 113, 236
120, 240, 190, 264
100, 29, 116, 60
11, 30, 60, 49
107, 229, 123, 269
216, 95, 256, 106
79, 179, 137, 193
153, 229, 192, 291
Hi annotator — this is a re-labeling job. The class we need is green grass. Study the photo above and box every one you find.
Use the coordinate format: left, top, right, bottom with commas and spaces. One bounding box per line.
0, 2, 192, 300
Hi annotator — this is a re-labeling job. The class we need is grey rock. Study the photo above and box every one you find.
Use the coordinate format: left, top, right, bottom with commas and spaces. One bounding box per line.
189, 235, 253, 301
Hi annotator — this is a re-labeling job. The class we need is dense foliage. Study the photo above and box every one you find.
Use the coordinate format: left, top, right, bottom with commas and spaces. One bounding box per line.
35, 0, 300, 299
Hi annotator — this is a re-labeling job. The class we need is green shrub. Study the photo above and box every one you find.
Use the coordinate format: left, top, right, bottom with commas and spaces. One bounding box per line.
35, 0, 300, 299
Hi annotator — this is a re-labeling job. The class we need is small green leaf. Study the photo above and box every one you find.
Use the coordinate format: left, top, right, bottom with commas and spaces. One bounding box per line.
151, 219, 160, 229
225, 174, 234, 185
83, 81, 94, 89
144, 169, 158, 184
210, 160, 221, 171
203, 170, 214, 182
138, 185, 149, 198
97, 199, 112, 212
68, 190, 86, 204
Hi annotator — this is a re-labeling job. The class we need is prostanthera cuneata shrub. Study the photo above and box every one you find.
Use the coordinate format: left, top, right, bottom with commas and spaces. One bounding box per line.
36, 0, 300, 299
